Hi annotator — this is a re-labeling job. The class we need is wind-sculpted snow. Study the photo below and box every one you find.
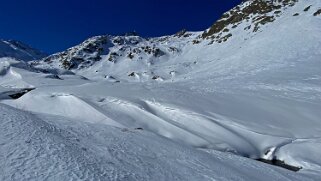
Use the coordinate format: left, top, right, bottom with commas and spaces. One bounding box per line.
0, 58, 35, 88
0, 104, 316, 181
3, 92, 123, 127
2, 80, 321, 177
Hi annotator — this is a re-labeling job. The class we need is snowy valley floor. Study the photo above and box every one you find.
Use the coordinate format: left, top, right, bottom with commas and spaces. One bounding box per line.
0, 103, 319, 181
0, 67, 321, 180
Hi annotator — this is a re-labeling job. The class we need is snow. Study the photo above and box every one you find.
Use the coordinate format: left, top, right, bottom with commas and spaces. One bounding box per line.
0, 104, 316, 181
1, 0, 321, 180
3, 91, 123, 127
2, 79, 321, 178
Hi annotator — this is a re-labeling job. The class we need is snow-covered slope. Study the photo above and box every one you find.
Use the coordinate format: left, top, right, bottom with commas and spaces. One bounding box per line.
0, 40, 46, 61
1, 104, 316, 181
32, 32, 200, 81
1, 0, 321, 180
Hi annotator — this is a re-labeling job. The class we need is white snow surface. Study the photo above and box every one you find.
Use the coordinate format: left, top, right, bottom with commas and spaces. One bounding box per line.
0, 104, 316, 181
1, 0, 321, 180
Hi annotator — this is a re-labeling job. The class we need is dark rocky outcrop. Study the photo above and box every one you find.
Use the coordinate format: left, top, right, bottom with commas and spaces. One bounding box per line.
314, 8, 321, 16
256, 158, 302, 172
200, 0, 298, 43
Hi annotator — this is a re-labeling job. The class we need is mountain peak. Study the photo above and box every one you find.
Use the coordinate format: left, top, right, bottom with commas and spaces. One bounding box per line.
0, 39, 47, 61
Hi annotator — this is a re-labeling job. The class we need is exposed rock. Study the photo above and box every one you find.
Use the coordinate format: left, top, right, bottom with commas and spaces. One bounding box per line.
128, 72, 136, 77
201, 0, 298, 43
314, 8, 321, 16
8, 88, 35, 99
42, 36, 109, 69
303, 5, 312, 12
256, 158, 302, 172
174, 29, 187, 37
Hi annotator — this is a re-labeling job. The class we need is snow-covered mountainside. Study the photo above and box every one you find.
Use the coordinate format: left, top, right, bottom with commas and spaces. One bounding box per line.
32, 32, 198, 81
0, 104, 315, 181
33, 0, 321, 84
0, 40, 46, 61
1, 0, 321, 180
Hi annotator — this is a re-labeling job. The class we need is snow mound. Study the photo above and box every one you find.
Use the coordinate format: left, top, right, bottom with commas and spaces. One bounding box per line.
0, 58, 34, 88
2, 92, 122, 128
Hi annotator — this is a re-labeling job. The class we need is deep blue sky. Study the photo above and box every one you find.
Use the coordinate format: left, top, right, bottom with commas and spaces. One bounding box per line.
0, 0, 241, 54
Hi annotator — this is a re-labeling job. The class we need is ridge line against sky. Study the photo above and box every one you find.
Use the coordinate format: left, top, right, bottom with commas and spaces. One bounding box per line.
0, 0, 242, 54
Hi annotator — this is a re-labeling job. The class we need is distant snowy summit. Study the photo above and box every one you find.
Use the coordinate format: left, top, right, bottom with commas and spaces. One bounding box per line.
0, 40, 47, 61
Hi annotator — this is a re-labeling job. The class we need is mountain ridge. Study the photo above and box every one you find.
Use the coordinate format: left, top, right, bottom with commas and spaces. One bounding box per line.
0, 39, 47, 61
27, 0, 321, 84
